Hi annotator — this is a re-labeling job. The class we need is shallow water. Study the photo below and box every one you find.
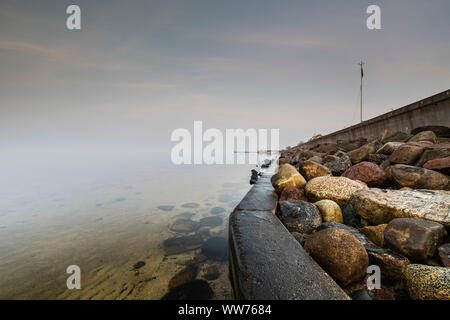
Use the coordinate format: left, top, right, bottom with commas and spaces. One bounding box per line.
0, 149, 276, 299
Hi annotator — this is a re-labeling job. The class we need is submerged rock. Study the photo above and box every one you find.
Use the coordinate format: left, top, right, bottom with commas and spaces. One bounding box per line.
133, 261, 146, 270
201, 237, 228, 261
305, 176, 368, 207
170, 219, 200, 233
270, 164, 306, 194
199, 216, 223, 228
351, 188, 450, 226
384, 218, 447, 260
163, 234, 204, 255
342, 161, 390, 188
210, 207, 226, 215
203, 265, 221, 280
279, 200, 322, 234
304, 228, 368, 286
391, 164, 449, 190
157, 205, 175, 211
403, 264, 450, 300
161, 280, 213, 300
168, 264, 199, 291
181, 202, 200, 209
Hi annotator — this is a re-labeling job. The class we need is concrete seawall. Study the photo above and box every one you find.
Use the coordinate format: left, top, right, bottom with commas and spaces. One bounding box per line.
301, 89, 450, 148
228, 168, 350, 300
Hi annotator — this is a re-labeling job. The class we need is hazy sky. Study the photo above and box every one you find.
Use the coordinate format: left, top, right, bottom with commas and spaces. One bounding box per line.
1, 0, 450, 154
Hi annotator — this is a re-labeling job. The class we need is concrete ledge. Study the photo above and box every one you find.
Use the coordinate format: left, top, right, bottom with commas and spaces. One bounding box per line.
228, 172, 350, 300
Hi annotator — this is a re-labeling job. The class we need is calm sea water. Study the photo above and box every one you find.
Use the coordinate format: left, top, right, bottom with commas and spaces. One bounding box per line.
0, 149, 275, 299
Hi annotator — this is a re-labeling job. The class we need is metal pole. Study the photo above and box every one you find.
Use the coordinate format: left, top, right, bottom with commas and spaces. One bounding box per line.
358, 60, 364, 123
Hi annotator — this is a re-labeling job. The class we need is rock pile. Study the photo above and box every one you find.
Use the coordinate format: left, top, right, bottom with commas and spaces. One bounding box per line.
275, 126, 450, 300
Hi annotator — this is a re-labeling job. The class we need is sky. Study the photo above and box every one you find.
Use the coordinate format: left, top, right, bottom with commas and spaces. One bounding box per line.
1, 0, 450, 155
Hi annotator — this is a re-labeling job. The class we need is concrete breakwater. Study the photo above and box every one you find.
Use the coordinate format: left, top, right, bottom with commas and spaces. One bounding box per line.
229, 124, 450, 300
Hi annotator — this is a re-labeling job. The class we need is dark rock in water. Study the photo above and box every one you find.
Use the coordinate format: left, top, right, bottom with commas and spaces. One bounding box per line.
384, 218, 447, 260
175, 212, 196, 219
438, 243, 450, 267
170, 219, 200, 233
163, 234, 204, 255
113, 197, 127, 203
197, 227, 211, 239
250, 169, 259, 184
202, 237, 228, 261
161, 280, 213, 300
279, 200, 322, 234
342, 204, 361, 228
168, 264, 199, 291
133, 261, 146, 270
199, 216, 223, 228
203, 265, 221, 280
157, 205, 175, 211
210, 207, 225, 215
181, 202, 200, 209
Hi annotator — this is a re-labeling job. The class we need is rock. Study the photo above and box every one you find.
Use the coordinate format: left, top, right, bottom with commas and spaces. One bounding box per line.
384, 218, 447, 260
168, 264, 199, 290
163, 234, 204, 255
170, 219, 201, 233
380, 159, 391, 170
323, 155, 339, 163
318, 222, 410, 280
382, 131, 413, 144
391, 164, 449, 190
389, 144, 424, 164
181, 202, 200, 209
299, 160, 331, 181
376, 142, 405, 155
423, 156, 450, 173
324, 154, 352, 176
210, 207, 226, 215
415, 144, 450, 167
411, 125, 450, 137
157, 205, 175, 211
312, 143, 339, 154
408, 130, 438, 144
314, 200, 343, 223
161, 280, 213, 300
133, 261, 146, 270
367, 153, 389, 165
360, 224, 387, 247
338, 138, 368, 152
308, 156, 323, 164
403, 264, 450, 300
278, 186, 308, 203
279, 200, 322, 234
347, 142, 380, 164
202, 237, 228, 261
438, 244, 450, 267
270, 164, 306, 194
203, 265, 221, 280
372, 288, 396, 300
351, 188, 450, 226
291, 232, 306, 246
199, 216, 223, 228
350, 290, 372, 300
304, 228, 369, 286
305, 176, 368, 207
342, 204, 361, 228
342, 161, 390, 188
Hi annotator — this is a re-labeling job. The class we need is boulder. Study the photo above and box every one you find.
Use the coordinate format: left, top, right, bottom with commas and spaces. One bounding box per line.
389, 144, 424, 164
347, 142, 380, 164
351, 188, 450, 226
314, 200, 343, 223
323, 154, 339, 163
408, 130, 438, 144
403, 264, 450, 300
312, 143, 339, 154
376, 142, 404, 155
367, 153, 389, 165
270, 164, 306, 194
410, 125, 450, 137
308, 156, 323, 164
304, 228, 369, 286
278, 186, 309, 203
279, 200, 322, 234
382, 131, 413, 144
360, 224, 387, 247
170, 219, 201, 233
305, 176, 368, 207
324, 154, 352, 176
168, 264, 199, 290
438, 244, 450, 267
338, 138, 368, 152
423, 156, 450, 173
299, 160, 331, 181
415, 144, 450, 167
384, 218, 447, 260
342, 161, 390, 188
391, 164, 449, 190
342, 204, 361, 228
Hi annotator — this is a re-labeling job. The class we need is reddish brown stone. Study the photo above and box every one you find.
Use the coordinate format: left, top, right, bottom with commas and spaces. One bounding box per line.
278, 186, 308, 203
342, 161, 390, 188
423, 156, 450, 171
389, 144, 424, 165
438, 243, 450, 267
373, 288, 396, 300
